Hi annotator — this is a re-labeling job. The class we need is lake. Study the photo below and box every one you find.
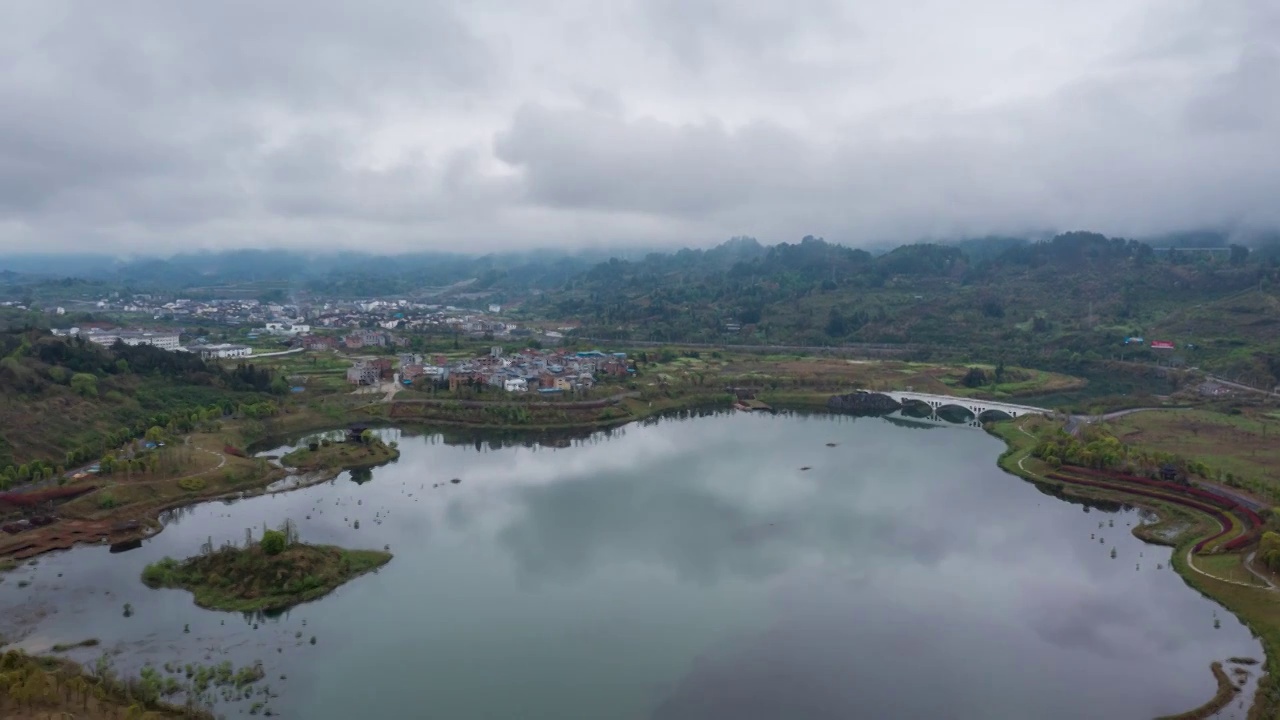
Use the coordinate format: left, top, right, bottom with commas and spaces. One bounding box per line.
0, 412, 1261, 719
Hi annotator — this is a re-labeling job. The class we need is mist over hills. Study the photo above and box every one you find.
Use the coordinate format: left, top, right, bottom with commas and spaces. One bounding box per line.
2, 228, 1278, 295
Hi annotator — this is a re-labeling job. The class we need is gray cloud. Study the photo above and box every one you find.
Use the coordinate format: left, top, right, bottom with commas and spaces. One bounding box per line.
0, 0, 1276, 254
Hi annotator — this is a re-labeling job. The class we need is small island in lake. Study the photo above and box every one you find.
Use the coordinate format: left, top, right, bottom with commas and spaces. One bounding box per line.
281, 427, 400, 472
142, 524, 392, 612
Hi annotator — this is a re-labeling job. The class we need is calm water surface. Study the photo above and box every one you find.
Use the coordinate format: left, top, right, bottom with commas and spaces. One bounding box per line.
0, 413, 1261, 719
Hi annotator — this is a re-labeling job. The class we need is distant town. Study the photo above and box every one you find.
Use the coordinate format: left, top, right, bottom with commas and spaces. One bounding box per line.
41, 292, 625, 394
350, 347, 633, 394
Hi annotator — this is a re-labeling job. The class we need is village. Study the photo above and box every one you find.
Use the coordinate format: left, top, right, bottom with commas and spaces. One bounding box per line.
345, 347, 634, 395
42, 291, 583, 366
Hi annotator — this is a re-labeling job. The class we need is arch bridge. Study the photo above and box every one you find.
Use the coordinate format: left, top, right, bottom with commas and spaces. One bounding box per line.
876, 390, 1051, 420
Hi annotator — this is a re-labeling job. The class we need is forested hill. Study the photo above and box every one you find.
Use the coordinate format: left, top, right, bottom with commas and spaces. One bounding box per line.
0, 331, 283, 483
532, 232, 1280, 388
0, 248, 628, 299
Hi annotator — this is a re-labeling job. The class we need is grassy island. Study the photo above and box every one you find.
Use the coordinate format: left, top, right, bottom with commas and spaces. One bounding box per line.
142, 525, 392, 612
281, 432, 399, 472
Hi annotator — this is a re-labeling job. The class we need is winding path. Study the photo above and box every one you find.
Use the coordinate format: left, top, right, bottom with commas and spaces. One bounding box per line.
1013, 422, 1277, 591
1242, 551, 1279, 590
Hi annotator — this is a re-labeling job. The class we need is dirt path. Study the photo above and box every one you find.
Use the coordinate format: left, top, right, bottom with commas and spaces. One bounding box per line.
178, 440, 227, 480
1185, 547, 1274, 590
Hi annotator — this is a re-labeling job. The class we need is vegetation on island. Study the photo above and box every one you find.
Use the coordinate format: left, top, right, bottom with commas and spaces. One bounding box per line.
280, 430, 398, 471
1153, 661, 1240, 720
49, 637, 101, 653
142, 521, 392, 612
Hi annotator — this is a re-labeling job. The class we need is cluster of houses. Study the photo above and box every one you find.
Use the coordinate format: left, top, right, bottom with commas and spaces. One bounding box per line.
298, 329, 410, 351
79, 294, 299, 326
346, 348, 633, 394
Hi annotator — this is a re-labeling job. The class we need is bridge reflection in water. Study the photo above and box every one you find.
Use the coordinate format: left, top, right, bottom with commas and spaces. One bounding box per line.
884, 410, 987, 430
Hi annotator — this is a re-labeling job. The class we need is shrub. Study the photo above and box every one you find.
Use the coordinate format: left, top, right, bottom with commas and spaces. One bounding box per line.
178, 477, 206, 492
260, 529, 286, 556
141, 557, 180, 586
97, 493, 118, 510
70, 372, 99, 398
961, 367, 988, 388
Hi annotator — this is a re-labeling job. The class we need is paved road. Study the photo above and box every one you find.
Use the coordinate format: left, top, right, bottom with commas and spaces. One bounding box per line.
1243, 551, 1279, 590
248, 347, 305, 359
1066, 406, 1176, 436
1206, 374, 1280, 398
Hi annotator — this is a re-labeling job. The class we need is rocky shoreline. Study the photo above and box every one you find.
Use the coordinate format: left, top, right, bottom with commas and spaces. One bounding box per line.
826, 391, 902, 415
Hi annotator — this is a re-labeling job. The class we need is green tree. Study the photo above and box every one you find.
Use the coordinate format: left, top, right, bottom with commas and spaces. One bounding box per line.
1229, 244, 1249, 266
824, 308, 847, 337
70, 372, 98, 398
961, 367, 988, 388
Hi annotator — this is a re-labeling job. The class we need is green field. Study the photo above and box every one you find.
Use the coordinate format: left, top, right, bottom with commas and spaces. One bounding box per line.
1108, 409, 1280, 498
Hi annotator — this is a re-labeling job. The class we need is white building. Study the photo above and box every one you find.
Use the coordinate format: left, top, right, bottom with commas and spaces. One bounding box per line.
263, 322, 310, 336
78, 329, 182, 351
187, 343, 253, 360
503, 377, 528, 393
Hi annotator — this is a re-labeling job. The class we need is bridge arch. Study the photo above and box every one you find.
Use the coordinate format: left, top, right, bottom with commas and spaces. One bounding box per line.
872, 390, 1050, 420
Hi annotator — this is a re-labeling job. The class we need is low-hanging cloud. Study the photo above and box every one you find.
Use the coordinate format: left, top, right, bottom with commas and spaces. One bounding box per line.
0, 0, 1276, 255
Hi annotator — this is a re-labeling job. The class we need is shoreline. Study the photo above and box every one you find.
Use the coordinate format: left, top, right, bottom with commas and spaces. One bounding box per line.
4, 399, 1273, 717
1154, 661, 1241, 720
988, 419, 1278, 720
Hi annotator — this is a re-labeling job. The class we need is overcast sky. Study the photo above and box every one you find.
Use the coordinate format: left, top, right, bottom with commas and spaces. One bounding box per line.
0, 0, 1277, 255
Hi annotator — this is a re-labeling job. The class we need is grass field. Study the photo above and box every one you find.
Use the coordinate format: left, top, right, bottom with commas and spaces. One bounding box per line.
1107, 409, 1280, 496
641, 353, 1085, 399
57, 432, 284, 522
1195, 553, 1268, 588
